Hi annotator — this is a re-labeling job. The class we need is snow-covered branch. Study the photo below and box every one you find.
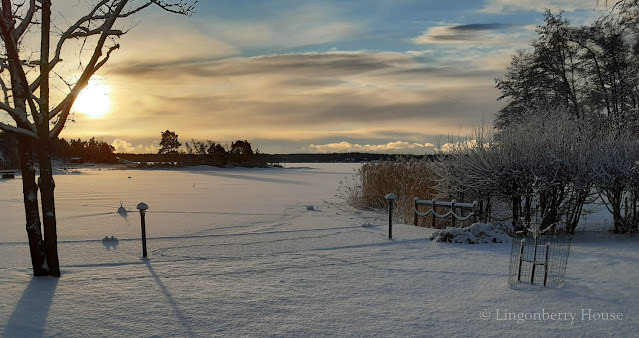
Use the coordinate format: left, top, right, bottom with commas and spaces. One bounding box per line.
0, 121, 37, 138
0, 5, 40, 127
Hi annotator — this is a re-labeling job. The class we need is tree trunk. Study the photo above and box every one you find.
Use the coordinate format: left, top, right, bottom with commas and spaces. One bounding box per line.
540, 189, 560, 231
17, 135, 48, 276
512, 194, 522, 232
524, 194, 532, 223
607, 188, 624, 233
37, 0, 61, 278
38, 143, 60, 277
612, 203, 623, 233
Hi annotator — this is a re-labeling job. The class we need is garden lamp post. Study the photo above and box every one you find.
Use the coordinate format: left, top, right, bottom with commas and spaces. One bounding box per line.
386, 193, 397, 239
137, 202, 149, 258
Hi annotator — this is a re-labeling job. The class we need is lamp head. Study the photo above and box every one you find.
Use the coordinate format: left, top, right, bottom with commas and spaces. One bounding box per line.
136, 202, 149, 213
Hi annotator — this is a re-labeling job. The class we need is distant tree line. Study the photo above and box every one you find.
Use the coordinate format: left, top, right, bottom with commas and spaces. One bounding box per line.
50, 137, 118, 164
0, 131, 117, 169
0, 131, 18, 169
265, 153, 427, 163
120, 130, 269, 168
182, 138, 268, 168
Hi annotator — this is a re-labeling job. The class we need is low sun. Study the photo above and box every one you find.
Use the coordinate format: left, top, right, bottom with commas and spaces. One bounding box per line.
72, 77, 112, 119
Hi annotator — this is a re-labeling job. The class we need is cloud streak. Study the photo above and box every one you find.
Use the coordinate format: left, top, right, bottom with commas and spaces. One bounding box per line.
478, 0, 601, 13
308, 141, 435, 153
412, 23, 533, 46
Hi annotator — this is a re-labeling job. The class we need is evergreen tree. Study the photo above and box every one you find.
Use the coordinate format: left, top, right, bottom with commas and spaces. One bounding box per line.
158, 130, 182, 155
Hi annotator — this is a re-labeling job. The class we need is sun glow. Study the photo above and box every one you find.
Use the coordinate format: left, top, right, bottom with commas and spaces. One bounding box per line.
72, 77, 112, 119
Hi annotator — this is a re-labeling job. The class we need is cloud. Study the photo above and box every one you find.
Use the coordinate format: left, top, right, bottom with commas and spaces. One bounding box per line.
174, 3, 361, 54
437, 139, 480, 153
449, 23, 522, 31
478, 0, 600, 13
111, 13, 239, 65
111, 139, 136, 153
412, 23, 533, 46
111, 139, 158, 154
308, 141, 435, 153
68, 50, 503, 154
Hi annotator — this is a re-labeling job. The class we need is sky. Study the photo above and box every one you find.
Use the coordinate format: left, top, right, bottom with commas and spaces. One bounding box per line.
50, 0, 609, 154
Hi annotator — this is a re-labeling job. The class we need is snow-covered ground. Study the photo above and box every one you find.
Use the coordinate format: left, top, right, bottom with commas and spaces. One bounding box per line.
0, 163, 637, 337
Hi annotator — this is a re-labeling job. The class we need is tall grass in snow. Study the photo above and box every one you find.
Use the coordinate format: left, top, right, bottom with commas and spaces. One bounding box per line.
340, 158, 439, 225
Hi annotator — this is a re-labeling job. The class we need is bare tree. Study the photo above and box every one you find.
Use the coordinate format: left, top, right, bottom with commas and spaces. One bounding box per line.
495, 11, 584, 129
496, 8, 639, 133
0, 0, 195, 277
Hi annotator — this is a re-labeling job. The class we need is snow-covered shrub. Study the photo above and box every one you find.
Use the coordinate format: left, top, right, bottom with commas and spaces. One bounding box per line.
436, 107, 598, 234
590, 128, 639, 233
430, 223, 511, 244
340, 157, 440, 224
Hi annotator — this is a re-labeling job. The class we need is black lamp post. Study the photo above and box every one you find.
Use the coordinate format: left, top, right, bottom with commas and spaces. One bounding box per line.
137, 202, 149, 258
385, 193, 397, 239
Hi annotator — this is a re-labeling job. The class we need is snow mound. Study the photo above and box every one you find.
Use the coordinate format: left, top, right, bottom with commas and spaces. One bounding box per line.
430, 223, 511, 244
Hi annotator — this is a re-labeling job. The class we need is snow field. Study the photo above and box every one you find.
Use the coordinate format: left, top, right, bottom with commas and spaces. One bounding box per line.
0, 164, 638, 337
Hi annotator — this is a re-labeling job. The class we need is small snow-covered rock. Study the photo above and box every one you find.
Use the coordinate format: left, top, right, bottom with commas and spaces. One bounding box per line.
430, 223, 510, 244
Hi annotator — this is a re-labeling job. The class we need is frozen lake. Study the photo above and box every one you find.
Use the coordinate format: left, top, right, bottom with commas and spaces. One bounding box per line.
0, 163, 359, 243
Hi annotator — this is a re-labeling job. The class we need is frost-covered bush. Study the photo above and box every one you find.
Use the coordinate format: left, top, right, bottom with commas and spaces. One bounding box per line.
437, 107, 639, 234
590, 129, 639, 234
436, 108, 599, 234
430, 223, 511, 244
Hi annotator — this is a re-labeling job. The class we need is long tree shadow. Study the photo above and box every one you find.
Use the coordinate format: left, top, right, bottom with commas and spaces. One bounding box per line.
3, 277, 59, 337
144, 260, 195, 336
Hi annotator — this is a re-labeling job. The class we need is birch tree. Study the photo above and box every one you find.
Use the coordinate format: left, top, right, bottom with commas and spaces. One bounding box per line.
0, 0, 194, 277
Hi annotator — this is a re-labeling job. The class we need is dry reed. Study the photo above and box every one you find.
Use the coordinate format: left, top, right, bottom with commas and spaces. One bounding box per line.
340, 157, 441, 225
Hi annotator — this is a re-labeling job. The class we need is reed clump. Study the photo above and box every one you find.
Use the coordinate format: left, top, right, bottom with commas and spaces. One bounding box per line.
340, 157, 440, 224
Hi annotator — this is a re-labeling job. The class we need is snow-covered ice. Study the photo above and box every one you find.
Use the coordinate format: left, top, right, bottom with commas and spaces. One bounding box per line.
0, 163, 638, 337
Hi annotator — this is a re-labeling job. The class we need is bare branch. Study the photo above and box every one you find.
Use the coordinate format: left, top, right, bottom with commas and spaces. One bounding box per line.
12, 0, 36, 40
68, 28, 124, 39
0, 121, 37, 138
31, 0, 194, 93
93, 43, 119, 71
0, 100, 17, 115
50, 0, 130, 138
0, 3, 39, 127
151, 0, 197, 16
29, 0, 111, 92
